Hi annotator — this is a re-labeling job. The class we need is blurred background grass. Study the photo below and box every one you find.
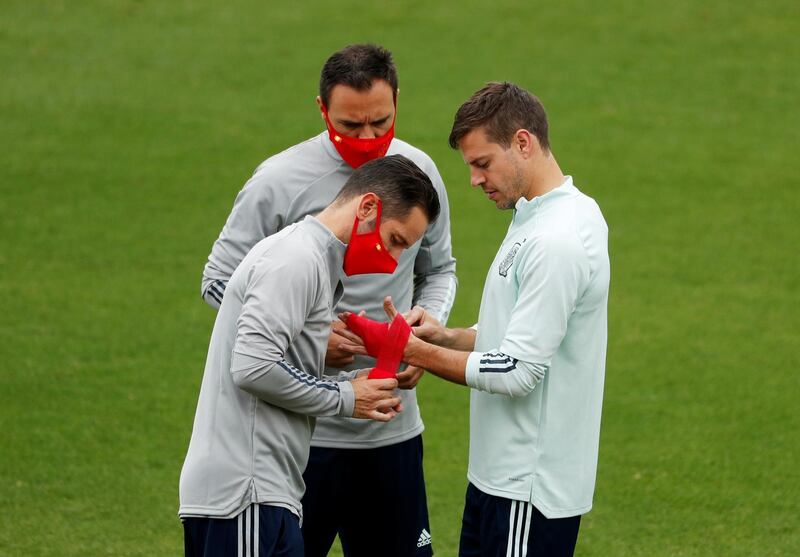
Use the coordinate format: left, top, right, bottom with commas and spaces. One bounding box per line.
1, 1, 798, 555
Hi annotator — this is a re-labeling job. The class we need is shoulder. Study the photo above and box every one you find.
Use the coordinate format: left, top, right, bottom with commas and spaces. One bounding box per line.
388, 138, 440, 177
244, 133, 341, 194
243, 223, 313, 269
528, 188, 607, 268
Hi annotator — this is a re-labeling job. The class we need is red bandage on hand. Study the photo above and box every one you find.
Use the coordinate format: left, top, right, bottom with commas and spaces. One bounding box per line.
345, 314, 389, 359
368, 314, 411, 380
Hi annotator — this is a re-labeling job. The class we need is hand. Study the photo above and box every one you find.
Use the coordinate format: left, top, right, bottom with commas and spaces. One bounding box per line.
383, 296, 447, 346
325, 322, 357, 368
335, 311, 371, 357
350, 374, 402, 422
397, 365, 425, 389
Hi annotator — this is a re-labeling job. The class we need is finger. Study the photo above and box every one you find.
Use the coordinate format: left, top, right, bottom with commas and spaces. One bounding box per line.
338, 343, 368, 356
337, 328, 365, 345
404, 306, 426, 326
371, 377, 399, 390
376, 396, 402, 410
368, 409, 396, 422
396, 375, 414, 389
338, 312, 352, 323
329, 330, 350, 341
383, 296, 398, 319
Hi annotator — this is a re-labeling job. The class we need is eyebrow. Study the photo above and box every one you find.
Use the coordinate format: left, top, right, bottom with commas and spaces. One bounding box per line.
339, 114, 392, 127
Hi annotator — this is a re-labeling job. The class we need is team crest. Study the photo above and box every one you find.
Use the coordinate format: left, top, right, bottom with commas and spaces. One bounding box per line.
499, 241, 523, 277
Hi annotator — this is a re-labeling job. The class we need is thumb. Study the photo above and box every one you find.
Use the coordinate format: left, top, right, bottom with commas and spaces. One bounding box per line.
383, 296, 399, 320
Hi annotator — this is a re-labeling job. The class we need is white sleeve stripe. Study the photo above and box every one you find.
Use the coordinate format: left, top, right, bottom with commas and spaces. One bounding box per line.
436, 275, 457, 325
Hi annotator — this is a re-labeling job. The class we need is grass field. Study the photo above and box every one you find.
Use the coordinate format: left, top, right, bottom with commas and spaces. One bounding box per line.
2, 1, 799, 555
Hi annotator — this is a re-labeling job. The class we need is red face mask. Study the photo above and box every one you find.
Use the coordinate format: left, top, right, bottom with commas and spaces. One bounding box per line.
343, 200, 399, 276
322, 105, 396, 169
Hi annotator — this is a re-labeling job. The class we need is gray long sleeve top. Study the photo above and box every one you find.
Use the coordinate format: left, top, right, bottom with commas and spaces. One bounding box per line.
201, 132, 457, 448
179, 217, 353, 520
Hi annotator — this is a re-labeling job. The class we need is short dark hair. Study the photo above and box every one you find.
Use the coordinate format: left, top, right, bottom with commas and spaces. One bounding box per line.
335, 155, 440, 224
448, 82, 550, 151
319, 44, 399, 107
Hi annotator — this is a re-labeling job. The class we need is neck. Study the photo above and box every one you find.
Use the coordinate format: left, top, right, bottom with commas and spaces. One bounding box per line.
316, 204, 355, 244
523, 151, 565, 201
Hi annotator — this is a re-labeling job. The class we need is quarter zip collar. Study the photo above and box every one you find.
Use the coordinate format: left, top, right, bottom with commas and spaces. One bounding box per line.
512, 176, 576, 225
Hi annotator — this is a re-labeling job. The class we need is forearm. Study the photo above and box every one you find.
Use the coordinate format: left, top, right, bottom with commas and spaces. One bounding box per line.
230, 352, 355, 417
405, 339, 546, 396
440, 327, 477, 351
404, 339, 470, 386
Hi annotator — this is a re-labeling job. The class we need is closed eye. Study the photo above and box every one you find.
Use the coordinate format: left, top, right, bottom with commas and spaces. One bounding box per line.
470, 158, 490, 169
391, 234, 409, 248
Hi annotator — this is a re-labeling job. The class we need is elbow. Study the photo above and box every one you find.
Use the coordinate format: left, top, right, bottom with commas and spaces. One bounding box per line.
505, 379, 537, 398
230, 351, 275, 393
501, 363, 547, 397
231, 368, 256, 392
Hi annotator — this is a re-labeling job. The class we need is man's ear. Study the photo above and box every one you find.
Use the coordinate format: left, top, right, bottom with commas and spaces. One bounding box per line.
356, 193, 380, 221
316, 96, 325, 117
514, 129, 539, 158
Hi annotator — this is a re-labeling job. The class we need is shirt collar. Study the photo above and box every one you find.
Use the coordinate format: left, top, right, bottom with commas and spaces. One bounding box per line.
513, 176, 575, 220
318, 131, 344, 164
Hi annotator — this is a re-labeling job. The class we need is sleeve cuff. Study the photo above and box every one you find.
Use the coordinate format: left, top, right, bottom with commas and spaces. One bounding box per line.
337, 380, 355, 417
464, 351, 483, 389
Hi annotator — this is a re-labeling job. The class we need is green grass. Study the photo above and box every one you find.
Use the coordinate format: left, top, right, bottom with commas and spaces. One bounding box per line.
1, 1, 798, 555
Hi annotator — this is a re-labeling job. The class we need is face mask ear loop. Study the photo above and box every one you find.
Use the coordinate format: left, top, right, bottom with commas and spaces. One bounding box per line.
351, 197, 382, 240
349, 207, 361, 242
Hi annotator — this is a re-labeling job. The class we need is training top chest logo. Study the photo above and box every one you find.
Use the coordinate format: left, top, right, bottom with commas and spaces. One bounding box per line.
499, 240, 525, 277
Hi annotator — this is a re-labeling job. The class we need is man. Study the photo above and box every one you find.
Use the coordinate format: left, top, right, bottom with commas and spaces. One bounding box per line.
179, 155, 441, 556
201, 44, 456, 556
344, 83, 609, 556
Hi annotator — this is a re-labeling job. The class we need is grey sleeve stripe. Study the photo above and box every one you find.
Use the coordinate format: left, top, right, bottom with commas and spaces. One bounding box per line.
276, 361, 340, 392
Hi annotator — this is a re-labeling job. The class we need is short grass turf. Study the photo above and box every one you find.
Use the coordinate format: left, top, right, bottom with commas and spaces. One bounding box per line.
1, 1, 799, 555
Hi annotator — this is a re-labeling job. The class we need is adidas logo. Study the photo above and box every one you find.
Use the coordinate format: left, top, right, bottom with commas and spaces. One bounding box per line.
416, 528, 432, 548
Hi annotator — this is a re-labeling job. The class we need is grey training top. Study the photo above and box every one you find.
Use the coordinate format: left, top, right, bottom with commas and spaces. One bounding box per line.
180, 217, 354, 520
202, 132, 457, 448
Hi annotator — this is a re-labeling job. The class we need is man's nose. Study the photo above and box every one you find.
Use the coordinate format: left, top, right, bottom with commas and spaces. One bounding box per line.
358, 127, 377, 139
470, 168, 485, 188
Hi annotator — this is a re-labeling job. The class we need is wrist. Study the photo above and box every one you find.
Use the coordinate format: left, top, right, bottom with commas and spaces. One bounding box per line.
440, 327, 457, 349
406, 335, 425, 368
